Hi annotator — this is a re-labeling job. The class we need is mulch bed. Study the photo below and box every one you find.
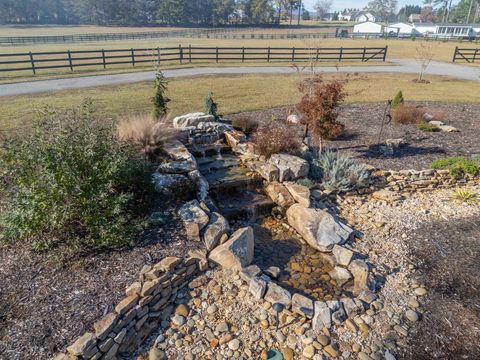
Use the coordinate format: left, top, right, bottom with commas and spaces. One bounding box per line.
402, 215, 480, 359
0, 203, 202, 360
232, 102, 480, 170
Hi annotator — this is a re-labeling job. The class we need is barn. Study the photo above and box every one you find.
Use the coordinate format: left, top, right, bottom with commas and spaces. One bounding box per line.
353, 21, 383, 35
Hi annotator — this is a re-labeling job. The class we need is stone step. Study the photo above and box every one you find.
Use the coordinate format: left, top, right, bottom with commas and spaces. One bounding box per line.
187, 143, 232, 158
197, 155, 241, 173
214, 190, 275, 221
204, 166, 264, 193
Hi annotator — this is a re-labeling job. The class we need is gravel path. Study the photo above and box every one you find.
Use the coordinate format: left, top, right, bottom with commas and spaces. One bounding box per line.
0, 59, 479, 97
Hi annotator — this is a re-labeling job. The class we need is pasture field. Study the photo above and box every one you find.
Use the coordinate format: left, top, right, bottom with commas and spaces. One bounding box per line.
0, 36, 478, 83
1, 72, 477, 131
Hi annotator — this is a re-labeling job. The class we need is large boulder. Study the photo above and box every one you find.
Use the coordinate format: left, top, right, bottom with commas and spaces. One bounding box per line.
224, 130, 247, 150
203, 212, 230, 251
286, 204, 354, 252
163, 140, 196, 163
208, 227, 254, 270
265, 182, 295, 211
178, 200, 210, 241
157, 160, 197, 174
173, 113, 215, 128
268, 154, 309, 182
284, 182, 311, 208
152, 173, 192, 197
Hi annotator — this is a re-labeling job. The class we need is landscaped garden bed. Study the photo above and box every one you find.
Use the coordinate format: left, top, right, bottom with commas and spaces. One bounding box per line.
231, 102, 480, 171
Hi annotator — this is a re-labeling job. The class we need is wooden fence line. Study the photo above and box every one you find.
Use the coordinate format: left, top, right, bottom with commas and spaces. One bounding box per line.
453, 46, 479, 62
0, 45, 388, 75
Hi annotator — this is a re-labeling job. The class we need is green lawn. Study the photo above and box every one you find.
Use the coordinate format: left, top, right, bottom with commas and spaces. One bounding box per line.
1, 72, 478, 132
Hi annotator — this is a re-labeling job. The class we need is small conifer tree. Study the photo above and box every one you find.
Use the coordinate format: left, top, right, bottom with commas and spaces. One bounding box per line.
391, 91, 404, 108
204, 91, 220, 121
153, 68, 168, 118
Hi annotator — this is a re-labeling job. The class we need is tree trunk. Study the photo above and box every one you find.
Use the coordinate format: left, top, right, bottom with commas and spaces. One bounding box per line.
298, 2, 301, 25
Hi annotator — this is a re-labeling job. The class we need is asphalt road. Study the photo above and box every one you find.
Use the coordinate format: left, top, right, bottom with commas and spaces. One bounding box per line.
0, 59, 478, 97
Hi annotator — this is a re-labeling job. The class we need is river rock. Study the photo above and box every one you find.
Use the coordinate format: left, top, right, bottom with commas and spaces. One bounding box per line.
203, 212, 230, 251
265, 182, 296, 210
329, 266, 352, 285
268, 154, 309, 182
332, 245, 354, 266
284, 182, 311, 207
349, 260, 370, 296
312, 301, 331, 330
286, 114, 300, 124
240, 265, 262, 282
286, 204, 354, 252
264, 282, 292, 308
67, 333, 97, 356
208, 227, 254, 270
173, 113, 215, 128
249, 276, 268, 300
292, 293, 314, 319
439, 125, 459, 132
178, 200, 210, 240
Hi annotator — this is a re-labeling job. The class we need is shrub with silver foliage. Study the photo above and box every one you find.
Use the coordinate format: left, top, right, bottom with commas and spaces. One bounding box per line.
311, 151, 370, 193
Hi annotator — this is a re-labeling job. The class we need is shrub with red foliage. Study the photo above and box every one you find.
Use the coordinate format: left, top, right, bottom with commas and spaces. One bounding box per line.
251, 122, 302, 159
297, 75, 347, 152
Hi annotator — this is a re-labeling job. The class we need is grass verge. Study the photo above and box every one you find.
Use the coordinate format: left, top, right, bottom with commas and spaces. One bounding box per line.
0, 72, 478, 131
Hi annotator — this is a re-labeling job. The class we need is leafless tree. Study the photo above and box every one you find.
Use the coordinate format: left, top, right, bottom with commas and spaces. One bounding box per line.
314, 0, 333, 20
415, 42, 437, 82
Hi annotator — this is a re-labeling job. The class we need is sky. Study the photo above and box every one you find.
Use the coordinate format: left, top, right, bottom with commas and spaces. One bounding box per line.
303, 0, 460, 12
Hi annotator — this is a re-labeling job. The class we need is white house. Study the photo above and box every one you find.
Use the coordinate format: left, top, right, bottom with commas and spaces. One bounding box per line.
412, 23, 437, 35
353, 21, 383, 35
357, 12, 376, 23
386, 22, 415, 36
412, 23, 479, 38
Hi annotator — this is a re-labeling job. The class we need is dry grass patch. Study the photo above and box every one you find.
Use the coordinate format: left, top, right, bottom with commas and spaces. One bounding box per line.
0, 73, 478, 131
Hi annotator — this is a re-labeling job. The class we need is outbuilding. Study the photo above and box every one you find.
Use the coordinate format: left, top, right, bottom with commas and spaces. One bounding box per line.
386, 22, 415, 36
353, 21, 383, 35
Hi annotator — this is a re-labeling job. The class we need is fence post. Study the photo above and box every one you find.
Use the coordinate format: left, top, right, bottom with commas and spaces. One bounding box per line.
453, 46, 458, 62
316, 48, 320, 62
383, 46, 388, 62
157, 47, 161, 65
362, 47, 366, 62
131, 48, 135, 68
267, 47, 271, 62
339, 47, 343, 61
67, 50, 74, 71
474, 49, 478, 63
216, 47, 219, 63
29, 52, 36, 75
102, 49, 106, 69
179, 45, 183, 64
292, 47, 295, 62
242, 47, 245, 63
189, 44, 192, 63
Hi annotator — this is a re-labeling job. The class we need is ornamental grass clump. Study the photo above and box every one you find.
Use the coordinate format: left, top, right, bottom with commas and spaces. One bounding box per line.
0, 100, 155, 251
310, 151, 370, 193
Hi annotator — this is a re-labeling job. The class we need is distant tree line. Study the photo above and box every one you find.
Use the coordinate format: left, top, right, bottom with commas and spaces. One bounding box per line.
0, 0, 310, 26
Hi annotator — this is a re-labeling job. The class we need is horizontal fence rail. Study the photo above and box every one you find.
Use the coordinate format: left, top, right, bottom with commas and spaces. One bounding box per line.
1, 29, 479, 46
453, 46, 479, 62
0, 45, 388, 75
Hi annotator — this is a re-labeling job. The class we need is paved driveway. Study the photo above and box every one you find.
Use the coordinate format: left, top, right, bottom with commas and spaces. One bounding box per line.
0, 59, 478, 97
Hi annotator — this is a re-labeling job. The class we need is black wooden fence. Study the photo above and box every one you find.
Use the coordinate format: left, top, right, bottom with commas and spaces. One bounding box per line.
0, 45, 388, 75
453, 46, 479, 62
